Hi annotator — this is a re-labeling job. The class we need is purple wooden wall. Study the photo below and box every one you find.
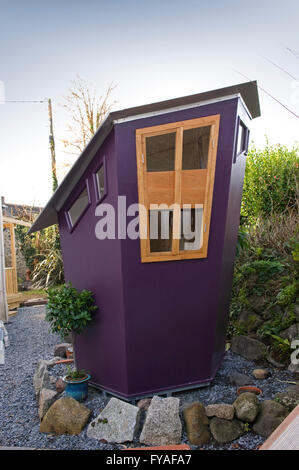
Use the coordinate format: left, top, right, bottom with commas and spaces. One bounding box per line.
58, 130, 129, 396
58, 97, 248, 399
114, 99, 239, 397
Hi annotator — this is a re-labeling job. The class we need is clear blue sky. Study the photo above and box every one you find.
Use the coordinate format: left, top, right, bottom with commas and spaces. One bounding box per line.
0, 0, 298, 206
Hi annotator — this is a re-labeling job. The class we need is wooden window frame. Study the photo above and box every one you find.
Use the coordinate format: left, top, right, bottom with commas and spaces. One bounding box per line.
136, 114, 220, 263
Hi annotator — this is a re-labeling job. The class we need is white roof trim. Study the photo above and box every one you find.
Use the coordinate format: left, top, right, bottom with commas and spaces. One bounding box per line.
113, 93, 252, 124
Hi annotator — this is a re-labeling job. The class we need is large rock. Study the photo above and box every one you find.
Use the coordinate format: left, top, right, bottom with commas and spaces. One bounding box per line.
228, 371, 253, 387
33, 358, 61, 398
252, 400, 289, 438
205, 404, 235, 420
140, 396, 182, 446
38, 388, 58, 421
183, 402, 211, 446
33, 361, 50, 397
87, 398, 140, 443
40, 397, 91, 435
266, 354, 285, 369
55, 378, 66, 394
288, 362, 299, 373
280, 324, 299, 342
233, 392, 259, 423
275, 385, 299, 411
54, 343, 71, 358
231, 336, 267, 361
248, 295, 268, 315
237, 310, 263, 332
210, 418, 244, 444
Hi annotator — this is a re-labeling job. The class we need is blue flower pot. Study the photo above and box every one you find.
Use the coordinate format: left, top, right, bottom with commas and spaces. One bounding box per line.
63, 374, 91, 402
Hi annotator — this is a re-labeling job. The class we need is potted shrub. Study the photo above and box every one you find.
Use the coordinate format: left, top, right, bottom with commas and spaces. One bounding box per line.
63, 365, 91, 402
45, 282, 98, 365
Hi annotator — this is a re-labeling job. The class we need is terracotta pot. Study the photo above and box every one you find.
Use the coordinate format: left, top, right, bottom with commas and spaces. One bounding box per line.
66, 347, 73, 359
237, 386, 262, 396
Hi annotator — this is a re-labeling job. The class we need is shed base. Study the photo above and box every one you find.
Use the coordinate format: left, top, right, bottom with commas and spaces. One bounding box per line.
89, 379, 212, 404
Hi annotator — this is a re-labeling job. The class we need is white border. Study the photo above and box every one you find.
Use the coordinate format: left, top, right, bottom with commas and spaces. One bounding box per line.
113, 93, 252, 124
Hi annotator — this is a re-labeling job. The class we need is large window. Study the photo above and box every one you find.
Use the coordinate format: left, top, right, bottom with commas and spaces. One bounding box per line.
136, 115, 220, 262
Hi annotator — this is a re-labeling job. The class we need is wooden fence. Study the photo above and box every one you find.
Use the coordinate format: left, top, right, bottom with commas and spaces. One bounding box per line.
5, 267, 18, 294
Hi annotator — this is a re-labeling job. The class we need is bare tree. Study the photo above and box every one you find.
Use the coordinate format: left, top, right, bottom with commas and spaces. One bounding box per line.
61, 75, 117, 155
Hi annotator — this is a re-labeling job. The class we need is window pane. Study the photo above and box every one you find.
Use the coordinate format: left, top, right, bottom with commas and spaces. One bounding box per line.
146, 132, 176, 172
237, 122, 245, 155
179, 207, 203, 251
182, 126, 211, 170
96, 165, 105, 199
68, 187, 89, 227
149, 209, 173, 252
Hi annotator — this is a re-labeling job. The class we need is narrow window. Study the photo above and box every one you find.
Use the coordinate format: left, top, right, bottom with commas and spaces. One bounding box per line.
235, 119, 249, 158
136, 114, 220, 262
94, 158, 107, 204
66, 184, 90, 229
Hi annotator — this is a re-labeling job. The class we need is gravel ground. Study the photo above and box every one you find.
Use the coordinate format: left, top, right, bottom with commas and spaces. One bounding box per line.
0, 306, 296, 450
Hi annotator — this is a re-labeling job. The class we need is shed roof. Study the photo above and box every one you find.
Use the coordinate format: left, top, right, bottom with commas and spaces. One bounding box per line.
29, 80, 260, 234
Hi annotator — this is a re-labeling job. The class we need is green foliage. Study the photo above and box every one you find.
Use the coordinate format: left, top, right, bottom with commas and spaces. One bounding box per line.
236, 227, 250, 257
32, 247, 64, 288
270, 335, 292, 362
16, 225, 64, 288
45, 282, 97, 338
65, 365, 90, 380
244, 423, 251, 433
241, 143, 299, 221
257, 307, 295, 338
276, 282, 298, 306
15, 225, 37, 272
229, 142, 298, 360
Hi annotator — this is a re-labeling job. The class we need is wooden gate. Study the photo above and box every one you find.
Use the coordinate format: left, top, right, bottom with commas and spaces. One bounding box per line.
3, 222, 18, 295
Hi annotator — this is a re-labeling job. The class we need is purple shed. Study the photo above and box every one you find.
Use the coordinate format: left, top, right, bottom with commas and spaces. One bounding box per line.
29, 81, 260, 401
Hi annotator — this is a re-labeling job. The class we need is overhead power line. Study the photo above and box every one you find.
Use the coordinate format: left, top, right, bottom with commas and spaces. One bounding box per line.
262, 56, 298, 81
287, 47, 299, 60
232, 69, 299, 119
0, 100, 47, 103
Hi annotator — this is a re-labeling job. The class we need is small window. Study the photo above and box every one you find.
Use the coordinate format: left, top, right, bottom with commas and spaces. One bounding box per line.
93, 158, 107, 204
66, 183, 90, 229
235, 119, 249, 158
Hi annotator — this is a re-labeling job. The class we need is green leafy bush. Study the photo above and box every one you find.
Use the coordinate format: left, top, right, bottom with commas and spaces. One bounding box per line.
270, 334, 292, 362
45, 282, 97, 339
16, 224, 64, 288
241, 143, 299, 221
276, 282, 298, 306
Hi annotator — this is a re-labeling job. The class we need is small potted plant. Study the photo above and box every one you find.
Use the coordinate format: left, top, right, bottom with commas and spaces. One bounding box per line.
63, 365, 91, 402
45, 282, 98, 365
